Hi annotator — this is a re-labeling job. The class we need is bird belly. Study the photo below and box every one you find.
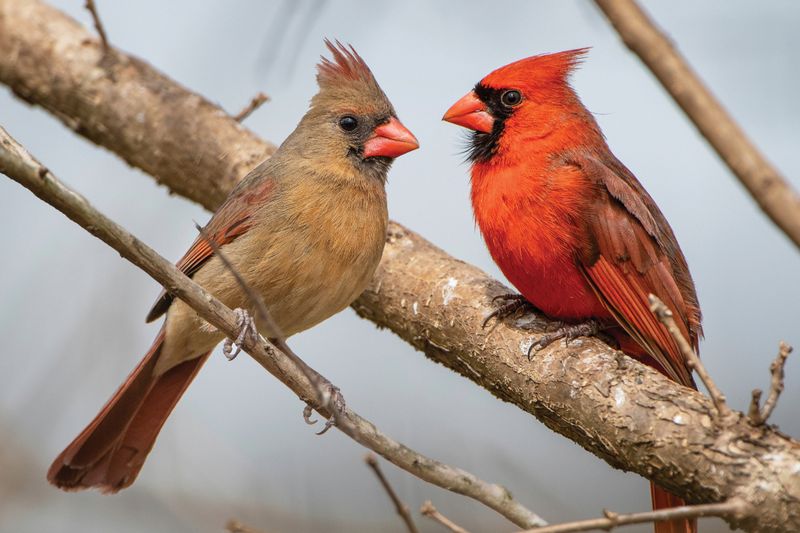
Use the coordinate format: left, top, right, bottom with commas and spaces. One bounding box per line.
477, 211, 610, 322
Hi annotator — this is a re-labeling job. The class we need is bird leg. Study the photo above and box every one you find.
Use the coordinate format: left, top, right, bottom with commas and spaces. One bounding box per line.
222, 308, 259, 361
527, 319, 605, 360
483, 293, 541, 327
302, 377, 347, 436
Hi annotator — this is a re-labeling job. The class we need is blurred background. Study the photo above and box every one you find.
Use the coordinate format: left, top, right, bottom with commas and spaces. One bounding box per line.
1, 1, 799, 531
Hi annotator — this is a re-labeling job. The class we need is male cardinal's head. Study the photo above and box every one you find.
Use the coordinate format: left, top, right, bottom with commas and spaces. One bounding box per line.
286, 40, 418, 183
443, 48, 598, 164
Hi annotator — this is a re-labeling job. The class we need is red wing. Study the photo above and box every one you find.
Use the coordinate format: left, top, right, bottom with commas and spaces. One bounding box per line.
145, 176, 274, 322
566, 153, 701, 387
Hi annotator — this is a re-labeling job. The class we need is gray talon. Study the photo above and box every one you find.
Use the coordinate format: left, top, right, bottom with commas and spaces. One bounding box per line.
223, 308, 258, 361
526, 319, 603, 360
483, 293, 533, 328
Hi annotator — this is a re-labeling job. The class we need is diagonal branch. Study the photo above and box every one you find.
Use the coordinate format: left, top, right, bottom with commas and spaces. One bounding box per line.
594, 0, 800, 250
2, 3, 800, 531
365, 454, 419, 533
0, 125, 545, 530
648, 295, 733, 420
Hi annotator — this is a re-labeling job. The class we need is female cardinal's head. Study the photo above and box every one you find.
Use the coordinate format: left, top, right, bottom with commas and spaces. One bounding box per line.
443, 48, 599, 164
284, 40, 418, 184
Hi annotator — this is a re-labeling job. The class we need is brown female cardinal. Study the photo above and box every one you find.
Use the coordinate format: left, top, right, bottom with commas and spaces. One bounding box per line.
48, 40, 418, 493
443, 49, 701, 533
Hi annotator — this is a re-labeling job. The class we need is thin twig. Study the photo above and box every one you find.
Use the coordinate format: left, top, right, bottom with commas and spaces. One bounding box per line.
0, 125, 545, 530
83, 0, 109, 51
193, 221, 344, 434
750, 341, 792, 425
225, 519, 268, 533
594, 0, 800, 250
648, 295, 733, 420
365, 454, 419, 533
233, 92, 270, 122
515, 499, 747, 533
420, 501, 472, 533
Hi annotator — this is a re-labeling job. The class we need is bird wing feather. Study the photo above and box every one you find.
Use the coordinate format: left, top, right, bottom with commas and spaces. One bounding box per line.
145, 176, 275, 322
567, 153, 700, 387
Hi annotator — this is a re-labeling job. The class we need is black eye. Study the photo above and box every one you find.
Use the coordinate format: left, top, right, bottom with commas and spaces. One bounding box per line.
339, 116, 358, 132
501, 90, 522, 107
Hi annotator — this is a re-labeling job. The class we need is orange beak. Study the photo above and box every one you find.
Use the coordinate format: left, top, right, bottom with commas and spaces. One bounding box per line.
363, 117, 419, 159
442, 91, 494, 133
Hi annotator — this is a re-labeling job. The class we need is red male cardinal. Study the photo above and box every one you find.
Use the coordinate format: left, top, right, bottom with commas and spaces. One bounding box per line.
443, 49, 701, 533
48, 40, 418, 493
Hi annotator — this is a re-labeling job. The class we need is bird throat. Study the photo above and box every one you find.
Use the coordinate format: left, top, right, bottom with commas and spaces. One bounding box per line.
466, 84, 512, 163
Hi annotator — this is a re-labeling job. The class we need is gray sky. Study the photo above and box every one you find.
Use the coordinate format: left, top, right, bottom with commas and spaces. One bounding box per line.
1, 1, 799, 532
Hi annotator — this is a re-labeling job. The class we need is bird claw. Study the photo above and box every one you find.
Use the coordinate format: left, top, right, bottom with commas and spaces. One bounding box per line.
483, 293, 535, 328
302, 381, 346, 436
222, 308, 259, 361
526, 319, 603, 360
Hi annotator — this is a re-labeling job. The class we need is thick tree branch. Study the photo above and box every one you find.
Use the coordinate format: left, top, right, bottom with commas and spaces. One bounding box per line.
594, 0, 800, 250
0, 125, 545, 530
1, 2, 799, 531
0, 0, 274, 211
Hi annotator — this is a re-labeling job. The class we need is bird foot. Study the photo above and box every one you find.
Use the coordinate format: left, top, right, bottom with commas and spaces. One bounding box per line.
526, 319, 603, 360
223, 308, 259, 361
302, 379, 346, 436
483, 293, 539, 327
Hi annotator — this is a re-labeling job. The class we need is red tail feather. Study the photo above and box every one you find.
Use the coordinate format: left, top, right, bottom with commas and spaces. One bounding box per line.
651, 483, 697, 533
47, 328, 210, 492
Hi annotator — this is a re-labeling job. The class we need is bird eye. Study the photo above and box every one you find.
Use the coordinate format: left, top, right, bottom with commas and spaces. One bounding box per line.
339, 116, 358, 132
501, 90, 522, 107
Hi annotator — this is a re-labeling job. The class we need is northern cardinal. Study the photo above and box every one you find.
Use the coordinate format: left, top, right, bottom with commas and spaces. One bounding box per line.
443, 49, 701, 533
48, 40, 418, 493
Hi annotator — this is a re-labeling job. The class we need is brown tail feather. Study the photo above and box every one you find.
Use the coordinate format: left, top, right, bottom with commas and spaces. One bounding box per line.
47, 328, 210, 492
651, 482, 697, 533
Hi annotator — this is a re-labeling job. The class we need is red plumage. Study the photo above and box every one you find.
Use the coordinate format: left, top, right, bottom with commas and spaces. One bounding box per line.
445, 49, 701, 533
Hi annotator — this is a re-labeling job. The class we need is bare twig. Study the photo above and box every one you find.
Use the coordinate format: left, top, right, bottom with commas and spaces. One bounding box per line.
233, 92, 270, 122
749, 341, 792, 425
0, 125, 544, 530
594, 0, 800, 251
194, 221, 345, 434
225, 519, 268, 533
365, 454, 419, 533
515, 499, 748, 533
420, 501, 472, 533
648, 295, 733, 420
83, 0, 109, 51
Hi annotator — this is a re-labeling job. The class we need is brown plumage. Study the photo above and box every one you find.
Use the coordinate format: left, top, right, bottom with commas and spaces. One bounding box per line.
48, 40, 418, 493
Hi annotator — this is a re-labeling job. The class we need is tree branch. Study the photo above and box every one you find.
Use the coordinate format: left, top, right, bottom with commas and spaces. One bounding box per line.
648, 295, 733, 420
420, 501, 471, 533
594, 0, 800, 251
515, 499, 748, 533
365, 454, 419, 533
0, 125, 545, 530
83, 0, 108, 51
233, 92, 269, 122
2, 2, 799, 531
749, 341, 792, 425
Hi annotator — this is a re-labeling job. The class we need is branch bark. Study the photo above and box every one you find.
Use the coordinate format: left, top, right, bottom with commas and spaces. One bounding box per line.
0, 125, 545, 530
594, 0, 800, 250
2, 2, 799, 531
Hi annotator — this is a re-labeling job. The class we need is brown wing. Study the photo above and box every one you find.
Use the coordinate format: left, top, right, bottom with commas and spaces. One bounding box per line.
145, 175, 275, 322
568, 153, 701, 387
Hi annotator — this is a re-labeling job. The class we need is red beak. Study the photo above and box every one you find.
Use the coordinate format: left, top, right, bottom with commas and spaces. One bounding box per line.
363, 117, 419, 159
442, 91, 494, 133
